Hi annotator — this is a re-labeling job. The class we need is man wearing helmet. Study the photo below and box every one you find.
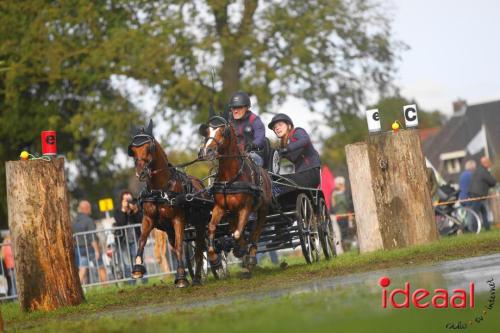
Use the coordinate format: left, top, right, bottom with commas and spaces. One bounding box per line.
228, 92, 266, 167
268, 113, 321, 189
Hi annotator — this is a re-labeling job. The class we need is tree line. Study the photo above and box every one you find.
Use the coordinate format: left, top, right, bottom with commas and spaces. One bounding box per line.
1, 1, 414, 226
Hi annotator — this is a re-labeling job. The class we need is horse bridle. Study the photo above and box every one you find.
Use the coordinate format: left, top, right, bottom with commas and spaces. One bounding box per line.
203, 116, 230, 149
128, 134, 169, 181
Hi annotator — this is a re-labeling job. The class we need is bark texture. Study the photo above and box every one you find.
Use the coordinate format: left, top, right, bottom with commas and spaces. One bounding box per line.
5, 158, 84, 311
346, 130, 438, 253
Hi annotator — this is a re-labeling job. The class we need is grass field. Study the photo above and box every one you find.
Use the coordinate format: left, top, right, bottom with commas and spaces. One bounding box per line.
3, 229, 500, 332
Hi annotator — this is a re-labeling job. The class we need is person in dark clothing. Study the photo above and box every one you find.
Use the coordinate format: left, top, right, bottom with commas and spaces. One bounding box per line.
268, 113, 321, 190
228, 92, 266, 166
72, 200, 107, 284
468, 157, 497, 230
114, 190, 145, 281
458, 160, 476, 200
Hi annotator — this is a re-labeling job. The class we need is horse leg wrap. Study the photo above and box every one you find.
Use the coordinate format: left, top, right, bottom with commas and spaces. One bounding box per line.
131, 264, 147, 279
209, 253, 222, 269
243, 255, 257, 269
248, 243, 258, 257
175, 270, 190, 288
174, 270, 187, 283
233, 242, 247, 258
208, 238, 215, 251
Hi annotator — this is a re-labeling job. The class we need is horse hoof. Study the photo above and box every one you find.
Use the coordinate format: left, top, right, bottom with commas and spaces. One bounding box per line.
192, 278, 203, 286
214, 267, 228, 280
239, 269, 252, 279
131, 264, 146, 279
176, 279, 190, 288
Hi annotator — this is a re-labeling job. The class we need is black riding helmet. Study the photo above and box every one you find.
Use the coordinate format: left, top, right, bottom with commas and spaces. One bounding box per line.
268, 113, 294, 130
229, 92, 251, 108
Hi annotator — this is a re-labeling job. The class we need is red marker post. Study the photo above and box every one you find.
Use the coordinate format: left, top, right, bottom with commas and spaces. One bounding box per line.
41, 130, 57, 156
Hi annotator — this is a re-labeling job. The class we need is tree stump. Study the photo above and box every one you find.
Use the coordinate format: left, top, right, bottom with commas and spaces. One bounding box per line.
5, 158, 84, 311
345, 130, 438, 253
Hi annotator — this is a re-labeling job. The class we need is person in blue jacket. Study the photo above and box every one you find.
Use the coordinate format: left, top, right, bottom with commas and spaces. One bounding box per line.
228, 92, 266, 167
458, 160, 476, 200
268, 113, 321, 189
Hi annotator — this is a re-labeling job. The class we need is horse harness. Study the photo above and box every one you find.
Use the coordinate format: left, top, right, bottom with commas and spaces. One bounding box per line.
212, 154, 264, 212
138, 167, 195, 226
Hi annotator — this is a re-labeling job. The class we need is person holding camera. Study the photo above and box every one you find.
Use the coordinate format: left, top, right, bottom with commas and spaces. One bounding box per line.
114, 190, 144, 281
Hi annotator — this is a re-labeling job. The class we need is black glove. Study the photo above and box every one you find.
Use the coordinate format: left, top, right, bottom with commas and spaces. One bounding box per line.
278, 148, 288, 156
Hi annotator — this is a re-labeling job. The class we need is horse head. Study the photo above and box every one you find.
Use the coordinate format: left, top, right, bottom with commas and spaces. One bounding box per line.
128, 120, 162, 181
198, 116, 235, 160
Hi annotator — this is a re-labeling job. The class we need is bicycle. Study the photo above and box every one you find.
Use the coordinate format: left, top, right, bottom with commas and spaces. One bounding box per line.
435, 184, 482, 236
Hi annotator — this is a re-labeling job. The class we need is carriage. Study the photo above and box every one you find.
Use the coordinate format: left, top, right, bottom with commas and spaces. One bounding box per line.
128, 119, 336, 285
182, 148, 336, 280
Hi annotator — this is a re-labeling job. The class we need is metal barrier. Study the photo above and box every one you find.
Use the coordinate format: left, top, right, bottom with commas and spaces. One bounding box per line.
0, 224, 176, 301
73, 223, 175, 288
0, 222, 287, 302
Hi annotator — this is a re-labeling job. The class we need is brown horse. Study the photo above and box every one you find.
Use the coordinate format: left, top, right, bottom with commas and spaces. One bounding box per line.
128, 120, 208, 287
199, 116, 272, 278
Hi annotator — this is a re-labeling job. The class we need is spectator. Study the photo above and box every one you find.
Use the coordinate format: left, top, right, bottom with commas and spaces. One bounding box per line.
153, 229, 171, 275
114, 191, 146, 283
468, 157, 497, 230
331, 176, 351, 252
1, 232, 16, 296
72, 200, 107, 284
256, 239, 279, 266
458, 160, 476, 200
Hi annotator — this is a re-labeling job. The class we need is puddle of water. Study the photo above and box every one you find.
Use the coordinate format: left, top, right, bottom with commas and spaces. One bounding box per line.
98, 253, 500, 319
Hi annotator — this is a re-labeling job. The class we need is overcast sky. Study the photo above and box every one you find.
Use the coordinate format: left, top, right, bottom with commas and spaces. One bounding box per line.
393, 0, 500, 114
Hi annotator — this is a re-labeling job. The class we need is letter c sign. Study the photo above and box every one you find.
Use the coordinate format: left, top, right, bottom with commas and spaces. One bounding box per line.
366, 109, 381, 133
403, 104, 418, 128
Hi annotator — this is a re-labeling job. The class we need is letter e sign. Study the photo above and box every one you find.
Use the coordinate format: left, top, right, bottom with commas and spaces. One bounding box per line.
366, 109, 381, 133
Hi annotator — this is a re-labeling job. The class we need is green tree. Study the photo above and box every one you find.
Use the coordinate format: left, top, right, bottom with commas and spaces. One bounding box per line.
0, 0, 404, 227
121, 0, 403, 123
321, 95, 444, 168
0, 1, 142, 227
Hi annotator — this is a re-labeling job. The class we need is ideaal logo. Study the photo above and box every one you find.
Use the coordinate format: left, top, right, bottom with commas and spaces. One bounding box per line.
378, 276, 496, 329
379, 276, 474, 309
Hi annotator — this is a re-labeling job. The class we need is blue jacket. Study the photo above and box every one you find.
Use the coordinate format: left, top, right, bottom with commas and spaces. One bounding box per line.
458, 170, 473, 200
283, 127, 321, 172
230, 111, 266, 150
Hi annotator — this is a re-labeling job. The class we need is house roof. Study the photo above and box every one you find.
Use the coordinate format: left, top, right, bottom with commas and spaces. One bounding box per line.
419, 127, 440, 143
423, 99, 500, 181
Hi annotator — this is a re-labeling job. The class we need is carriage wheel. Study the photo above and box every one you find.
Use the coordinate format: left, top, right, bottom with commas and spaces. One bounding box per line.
183, 241, 209, 283
296, 193, 320, 264
317, 198, 335, 260
270, 150, 281, 174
